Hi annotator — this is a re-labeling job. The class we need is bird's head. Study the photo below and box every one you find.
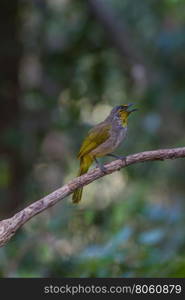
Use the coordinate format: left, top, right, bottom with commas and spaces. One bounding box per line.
110, 104, 138, 127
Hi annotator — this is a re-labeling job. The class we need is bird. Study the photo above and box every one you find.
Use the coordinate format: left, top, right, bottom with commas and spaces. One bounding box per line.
72, 104, 137, 203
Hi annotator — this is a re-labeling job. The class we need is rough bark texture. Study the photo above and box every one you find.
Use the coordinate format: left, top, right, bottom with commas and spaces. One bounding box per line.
0, 147, 185, 247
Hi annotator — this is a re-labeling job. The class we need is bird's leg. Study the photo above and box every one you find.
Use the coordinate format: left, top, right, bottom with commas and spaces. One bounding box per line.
94, 157, 106, 173
106, 153, 125, 160
107, 153, 127, 162
106, 153, 127, 167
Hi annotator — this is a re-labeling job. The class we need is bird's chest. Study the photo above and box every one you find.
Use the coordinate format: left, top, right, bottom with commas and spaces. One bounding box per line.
113, 126, 127, 147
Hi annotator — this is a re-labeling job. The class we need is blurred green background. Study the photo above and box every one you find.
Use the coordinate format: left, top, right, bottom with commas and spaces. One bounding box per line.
0, 0, 185, 277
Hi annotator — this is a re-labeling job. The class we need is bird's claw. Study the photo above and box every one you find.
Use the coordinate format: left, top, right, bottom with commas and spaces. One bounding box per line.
95, 157, 107, 173
119, 155, 127, 163
100, 164, 107, 173
117, 156, 127, 170
96, 163, 106, 173
120, 156, 127, 166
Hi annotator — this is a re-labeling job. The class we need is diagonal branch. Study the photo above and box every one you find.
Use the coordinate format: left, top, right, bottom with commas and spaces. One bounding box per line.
0, 147, 185, 247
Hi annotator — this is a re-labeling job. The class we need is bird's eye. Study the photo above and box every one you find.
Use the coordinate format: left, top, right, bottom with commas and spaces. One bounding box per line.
120, 105, 127, 111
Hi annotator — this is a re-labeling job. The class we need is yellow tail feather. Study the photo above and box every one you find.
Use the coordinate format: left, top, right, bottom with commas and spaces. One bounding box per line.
72, 155, 93, 204
72, 187, 83, 204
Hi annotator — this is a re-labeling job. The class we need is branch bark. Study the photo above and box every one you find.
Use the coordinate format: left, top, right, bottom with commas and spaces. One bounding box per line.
0, 147, 185, 247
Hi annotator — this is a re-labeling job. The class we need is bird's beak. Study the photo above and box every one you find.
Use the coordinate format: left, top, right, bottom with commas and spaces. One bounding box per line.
127, 103, 138, 114
127, 103, 134, 108
129, 108, 138, 113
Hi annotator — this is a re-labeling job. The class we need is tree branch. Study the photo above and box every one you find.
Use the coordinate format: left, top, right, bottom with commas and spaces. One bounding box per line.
0, 147, 185, 247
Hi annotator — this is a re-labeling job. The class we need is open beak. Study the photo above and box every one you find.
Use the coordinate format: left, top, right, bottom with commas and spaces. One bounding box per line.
127, 103, 138, 114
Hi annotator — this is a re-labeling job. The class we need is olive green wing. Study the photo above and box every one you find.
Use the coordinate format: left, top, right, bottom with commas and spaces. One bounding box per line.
77, 123, 111, 158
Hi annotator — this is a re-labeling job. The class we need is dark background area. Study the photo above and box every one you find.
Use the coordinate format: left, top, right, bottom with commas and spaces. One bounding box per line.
0, 0, 185, 277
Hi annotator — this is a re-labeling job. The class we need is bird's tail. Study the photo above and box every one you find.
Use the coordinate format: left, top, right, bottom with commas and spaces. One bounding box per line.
72, 155, 93, 204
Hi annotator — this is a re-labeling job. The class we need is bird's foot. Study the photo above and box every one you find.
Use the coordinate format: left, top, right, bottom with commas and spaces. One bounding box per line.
95, 158, 107, 173
107, 153, 127, 165
117, 156, 127, 171
119, 156, 127, 170
119, 155, 127, 164
98, 164, 107, 173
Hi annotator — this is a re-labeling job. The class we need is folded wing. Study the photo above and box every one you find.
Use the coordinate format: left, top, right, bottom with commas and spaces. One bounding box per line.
78, 123, 111, 158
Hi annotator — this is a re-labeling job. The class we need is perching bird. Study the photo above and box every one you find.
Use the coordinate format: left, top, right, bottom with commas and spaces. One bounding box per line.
72, 104, 137, 203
